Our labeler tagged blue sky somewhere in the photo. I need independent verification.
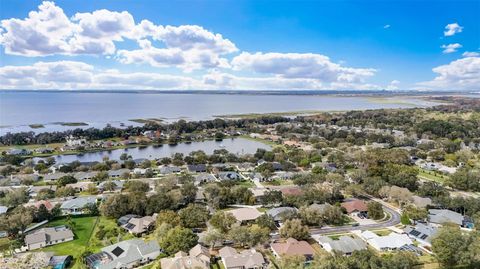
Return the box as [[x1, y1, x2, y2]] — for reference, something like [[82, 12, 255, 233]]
[[0, 0, 479, 91]]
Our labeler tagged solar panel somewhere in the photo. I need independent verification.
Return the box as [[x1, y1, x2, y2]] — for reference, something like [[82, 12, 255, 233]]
[[420, 234, 428, 240], [410, 230, 421, 237], [125, 223, 136, 229], [112, 246, 124, 257]]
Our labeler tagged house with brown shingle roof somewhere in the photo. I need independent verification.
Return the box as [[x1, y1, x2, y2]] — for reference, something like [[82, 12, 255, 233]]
[[160, 244, 211, 269], [122, 215, 156, 235], [341, 199, 368, 214], [270, 238, 315, 262], [218, 246, 267, 269], [227, 207, 263, 223]]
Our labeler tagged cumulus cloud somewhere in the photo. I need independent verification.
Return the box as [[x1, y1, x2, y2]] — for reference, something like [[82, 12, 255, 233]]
[[231, 52, 376, 84], [463, 51, 480, 57], [0, 61, 196, 90], [418, 56, 480, 91], [386, 80, 400, 90], [0, 1, 237, 71], [444, 23, 463, 37], [441, 43, 462, 54]]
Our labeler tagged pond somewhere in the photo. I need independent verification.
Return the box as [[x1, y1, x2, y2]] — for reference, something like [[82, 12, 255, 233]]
[[35, 137, 271, 164]]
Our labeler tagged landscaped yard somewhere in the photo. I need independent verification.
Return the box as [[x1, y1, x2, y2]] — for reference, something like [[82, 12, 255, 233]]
[[418, 169, 448, 184], [37, 216, 98, 268], [89, 216, 134, 252]]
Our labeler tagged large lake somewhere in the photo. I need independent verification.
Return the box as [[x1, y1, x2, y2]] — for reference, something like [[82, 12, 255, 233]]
[[0, 91, 437, 134], [34, 137, 271, 164]]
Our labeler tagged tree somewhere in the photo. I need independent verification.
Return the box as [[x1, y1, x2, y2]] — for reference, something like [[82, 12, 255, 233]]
[[279, 219, 309, 240], [367, 201, 384, 220], [146, 193, 175, 215], [255, 214, 276, 231], [0, 207, 34, 237], [101, 194, 131, 218], [278, 255, 305, 269], [92, 171, 109, 181], [210, 211, 236, 233], [55, 186, 76, 197], [0, 188, 29, 207], [35, 204, 51, 222], [180, 182, 197, 204], [204, 229, 225, 249], [299, 206, 323, 226], [124, 180, 150, 193], [56, 175, 77, 187], [431, 226, 479, 268], [36, 188, 55, 200], [159, 226, 198, 254], [227, 225, 270, 247], [156, 210, 181, 227], [262, 190, 283, 206], [178, 204, 209, 228]]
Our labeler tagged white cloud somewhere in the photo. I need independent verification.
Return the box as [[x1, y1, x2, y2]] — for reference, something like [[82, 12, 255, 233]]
[[386, 80, 400, 90], [0, 1, 237, 71], [383, 24, 391, 29], [418, 56, 480, 91], [444, 23, 463, 37], [231, 52, 376, 84], [441, 43, 462, 54], [0, 61, 196, 90], [463, 51, 480, 57]]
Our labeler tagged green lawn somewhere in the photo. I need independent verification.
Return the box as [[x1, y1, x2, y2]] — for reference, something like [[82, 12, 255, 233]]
[[418, 170, 448, 184], [235, 180, 255, 188], [89, 216, 134, 252], [37, 216, 98, 268]]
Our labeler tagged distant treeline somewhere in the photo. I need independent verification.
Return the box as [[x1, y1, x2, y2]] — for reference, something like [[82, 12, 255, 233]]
[[0, 116, 289, 146]]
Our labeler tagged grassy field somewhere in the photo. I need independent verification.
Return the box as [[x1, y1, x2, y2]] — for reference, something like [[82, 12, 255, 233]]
[[37, 216, 98, 269], [261, 179, 294, 186], [418, 170, 448, 184], [235, 180, 256, 188], [89, 216, 134, 252]]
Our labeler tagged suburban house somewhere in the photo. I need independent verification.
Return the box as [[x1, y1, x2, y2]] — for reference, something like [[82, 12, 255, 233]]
[[24, 226, 74, 250], [108, 169, 130, 178], [85, 239, 161, 269], [227, 207, 263, 223], [31, 200, 55, 211], [29, 185, 57, 198], [60, 196, 97, 215], [160, 244, 211, 269], [187, 164, 207, 173], [66, 181, 92, 192], [428, 209, 464, 226], [218, 246, 267, 269], [314, 235, 366, 255], [404, 223, 439, 247], [360, 231, 413, 251], [279, 186, 304, 197], [194, 174, 216, 185], [341, 199, 368, 215], [217, 171, 241, 181], [98, 180, 124, 193], [308, 203, 333, 214], [412, 196, 433, 209], [122, 215, 156, 235], [43, 172, 68, 182], [159, 166, 181, 175], [270, 238, 315, 262], [74, 171, 99, 181], [0, 206, 7, 215], [118, 215, 141, 226], [266, 207, 298, 222]]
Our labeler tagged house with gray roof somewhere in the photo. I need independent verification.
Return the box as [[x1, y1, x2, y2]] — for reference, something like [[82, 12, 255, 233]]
[[60, 196, 97, 215], [219, 246, 267, 269], [24, 225, 74, 250], [74, 171, 99, 181], [98, 180, 124, 193], [159, 166, 181, 175], [314, 235, 366, 255], [44, 172, 69, 181], [187, 164, 207, 173], [108, 169, 130, 178], [428, 209, 464, 226], [0, 206, 8, 215], [217, 172, 241, 181], [194, 174, 216, 185], [267, 207, 298, 222], [122, 215, 156, 235], [404, 223, 439, 247], [85, 239, 161, 269]]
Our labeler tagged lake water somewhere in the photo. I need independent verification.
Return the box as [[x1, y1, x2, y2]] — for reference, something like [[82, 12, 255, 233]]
[[0, 91, 437, 134], [34, 137, 271, 163]]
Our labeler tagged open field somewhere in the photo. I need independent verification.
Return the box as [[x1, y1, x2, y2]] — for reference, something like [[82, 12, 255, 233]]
[[418, 169, 448, 184]]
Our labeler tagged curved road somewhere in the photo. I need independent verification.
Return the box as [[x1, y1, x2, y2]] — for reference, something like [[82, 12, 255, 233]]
[[309, 205, 401, 235]]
